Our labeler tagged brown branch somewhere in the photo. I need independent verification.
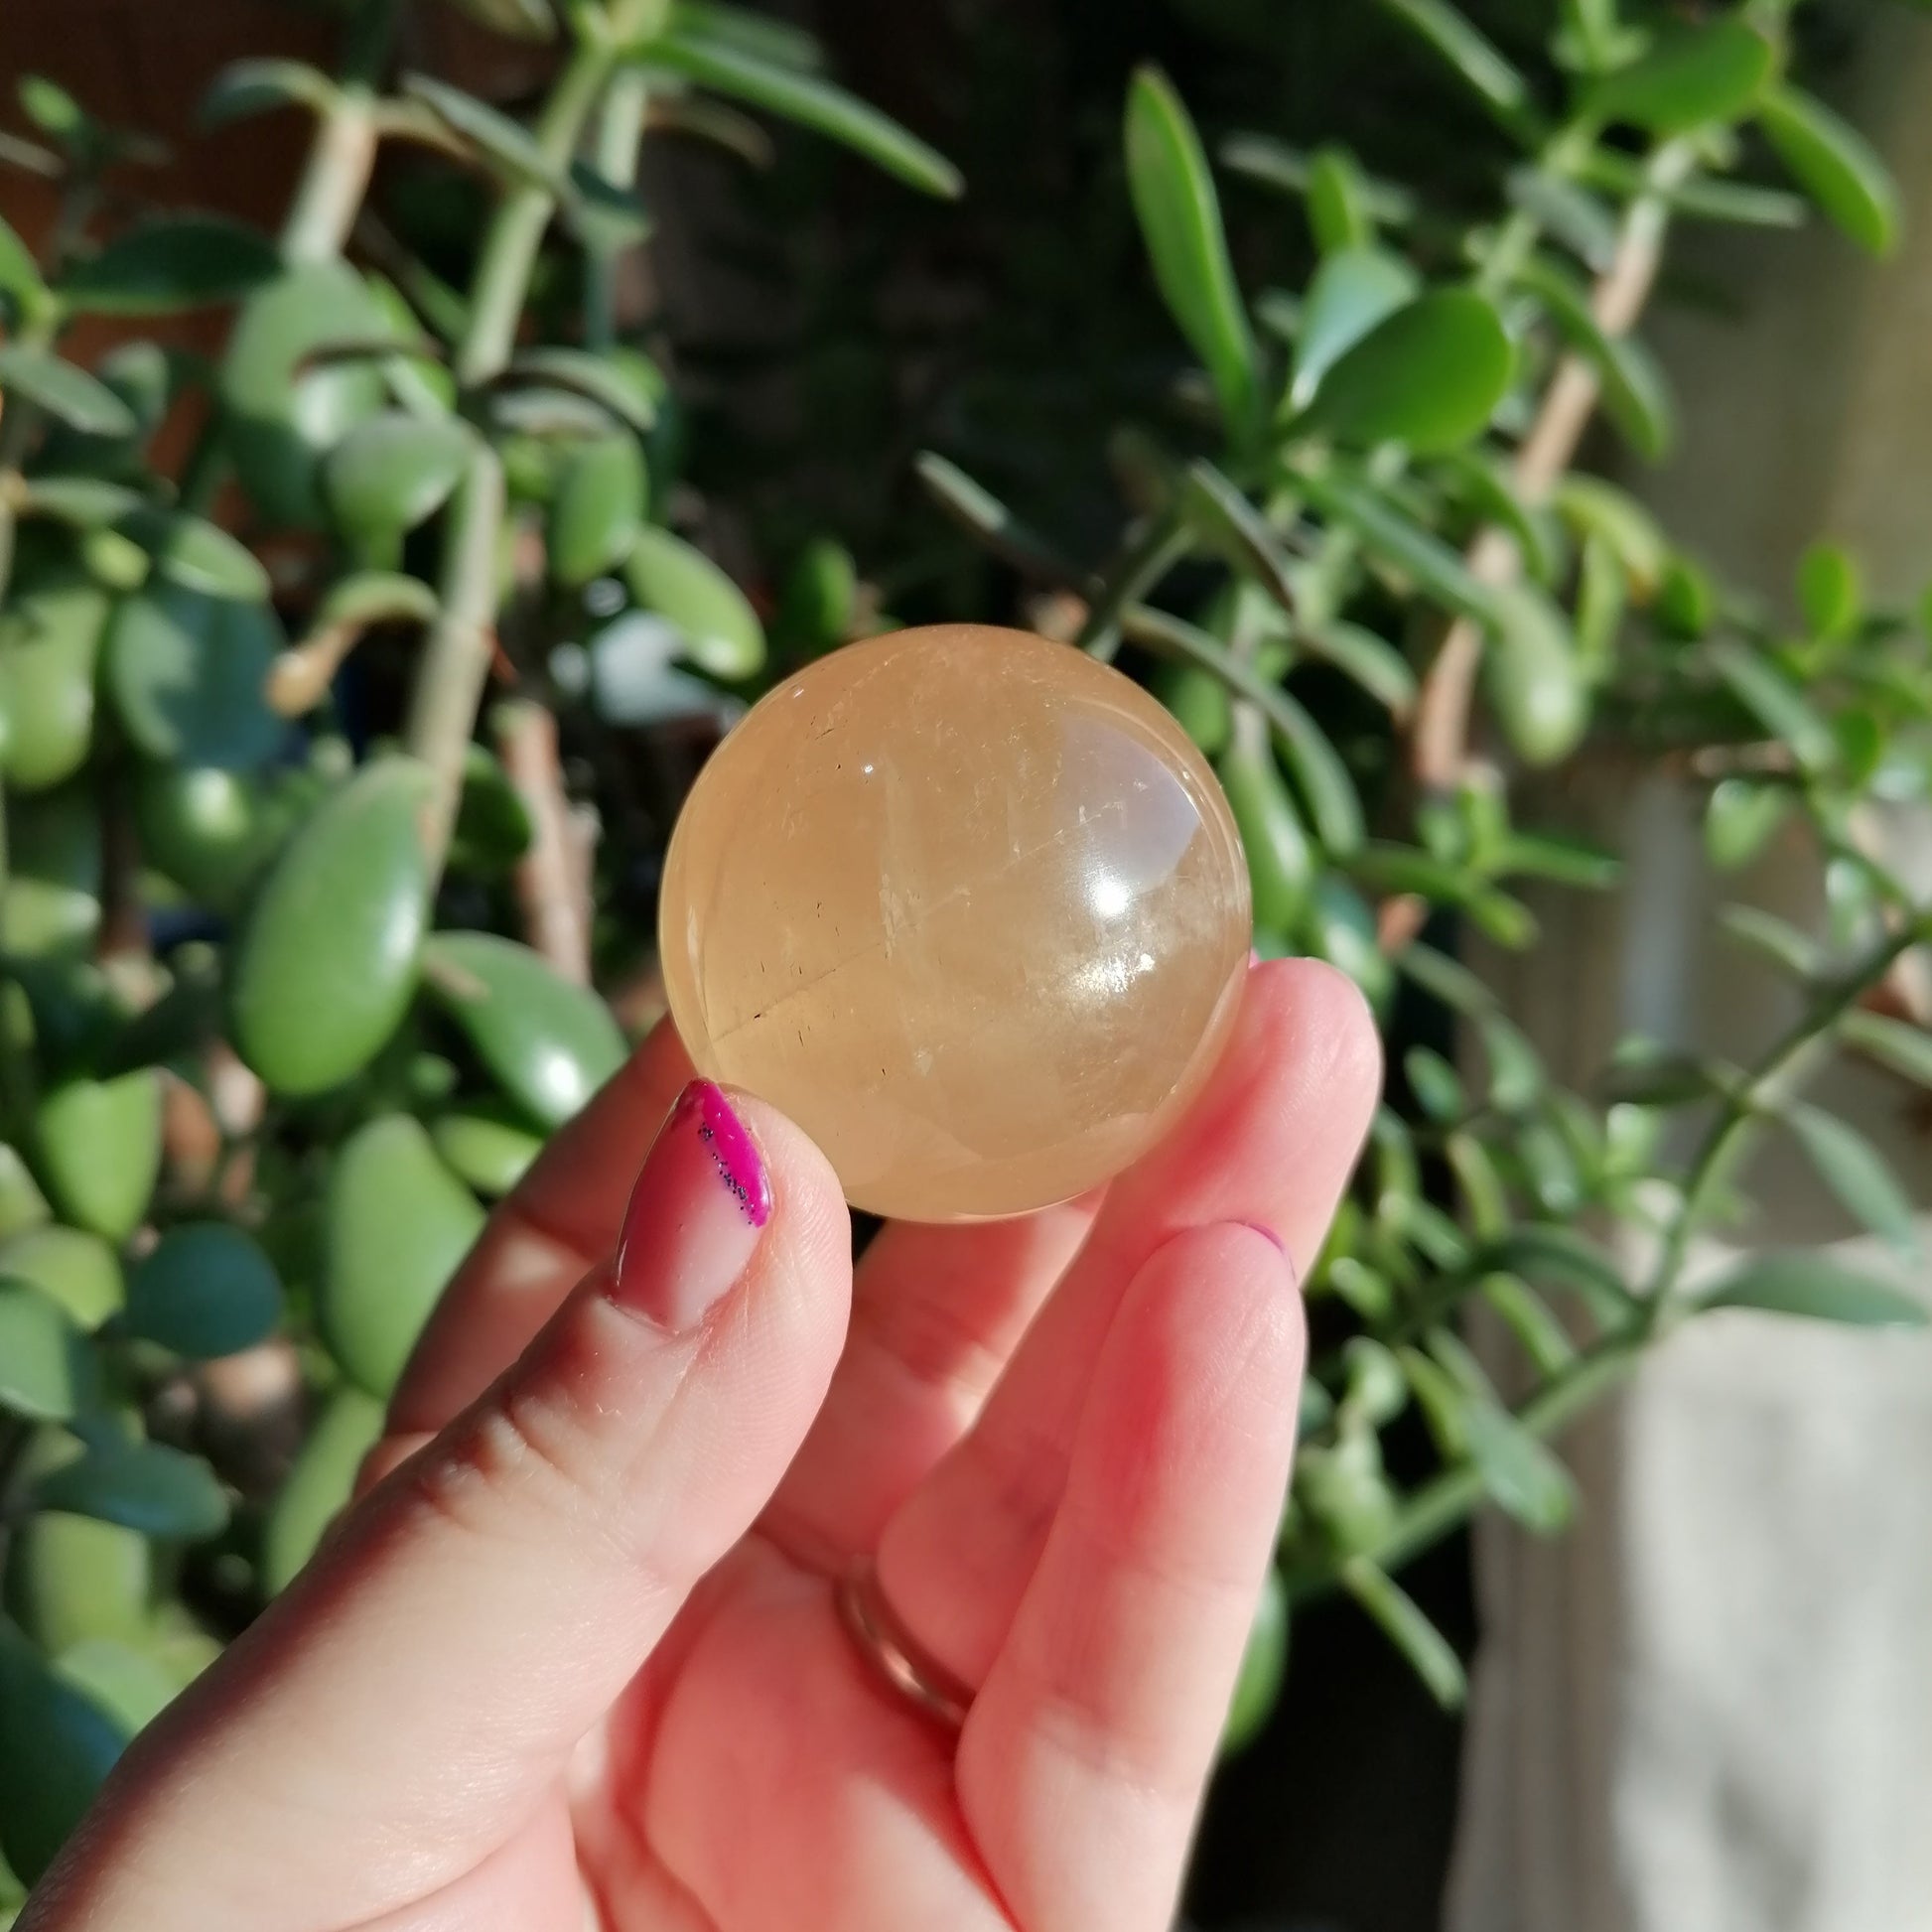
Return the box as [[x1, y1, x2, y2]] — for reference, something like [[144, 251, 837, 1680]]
[[494, 698, 593, 985], [1410, 145, 1693, 792]]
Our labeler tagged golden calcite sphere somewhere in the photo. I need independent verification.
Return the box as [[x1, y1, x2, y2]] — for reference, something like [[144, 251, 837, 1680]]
[[658, 624, 1251, 1220]]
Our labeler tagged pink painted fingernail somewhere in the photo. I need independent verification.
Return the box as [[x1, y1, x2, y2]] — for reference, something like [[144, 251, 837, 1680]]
[[613, 1080, 770, 1330]]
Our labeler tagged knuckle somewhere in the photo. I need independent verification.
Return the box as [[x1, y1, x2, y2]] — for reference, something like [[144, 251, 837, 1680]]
[[406, 1377, 619, 1561]]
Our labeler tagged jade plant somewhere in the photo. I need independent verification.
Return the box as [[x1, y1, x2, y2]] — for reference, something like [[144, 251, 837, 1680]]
[[0, 0, 1925, 1906], [911, 1, 1931, 1727]]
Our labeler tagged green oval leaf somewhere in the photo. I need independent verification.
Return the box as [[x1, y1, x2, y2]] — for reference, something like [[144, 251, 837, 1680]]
[[230, 759, 436, 1096], [1696, 1252, 1926, 1327], [504, 346, 661, 433], [624, 524, 765, 678], [773, 537, 858, 656], [32, 1440, 229, 1541], [424, 931, 626, 1129], [549, 434, 648, 588], [263, 1385, 385, 1593], [1154, 662, 1232, 757], [133, 764, 275, 908], [433, 1103, 544, 1197], [0, 576, 108, 793], [402, 73, 560, 190], [1554, 476, 1669, 595], [6, 1509, 149, 1654], [1704, 776, 1792, 871], [105, 584, 284, 770], [124, 1223, 283, 1359], [1290, 245, 1419, 412], [1841, 1010, 1932, 1090], [439, 0, 556, 40], [1306, 145, 1373, 254], [52, 1637, 180, 1736], [1178, 460, 1298, 611], [117, 506, 271, 603], [0, 345, 136, 437], [199, 57, 339, 127], [0, 1619, 126, 1885], [1483, 583, 1587, 763], [0, 1146, 51, 1241], [1515, 256, 1673, 461], [1759, 84, 1898, 257], [59, 214, 279, 316], [1795, 539, 1860, 638], [1377, 0, 1532, 131], [323, 409, 474, 545], [0, 1225, 120, 1331], [914, 451, 1080, 585], [1299, 288, 1513, 455], [33, 1072, 161, 1244], [1219, 741, 1312, 932], [1709, 639, 1835, 771], [16, 477, 143, 531], [1783, 1103, 1919, 1255], [0, 1280, 88, 1421], [316, 570, 442, 632], [1586, 17, 1776, 135], [0, 210, 48, 310], [1462, 1397, 1575, 1532], [641, 25, 962, 199], [1340, 1556, 1466, 1710], [1124, 66, 1259, 437], [219, 261, 391, 528], [323, 1114, 484, 1398]]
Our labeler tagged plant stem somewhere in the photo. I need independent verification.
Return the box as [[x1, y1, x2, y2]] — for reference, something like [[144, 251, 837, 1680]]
[[1351, 1331, 1643, 1583], [407, 35, 621, 872], [1410, 137, 1696, 790], [404, 447, 506, 862], [1078, 508, 1190, 662], [0, 314, 56, 606], [455, 42, 618, 388], [495, 698, 594, 982], [278, 0, 398, 264], [585, 68, 649, 353], [1303, 921, 1927, 1596], [1637, 920, 1924, 1321]]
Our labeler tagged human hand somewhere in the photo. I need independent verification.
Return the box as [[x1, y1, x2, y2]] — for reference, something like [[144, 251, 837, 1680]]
[[24, 959, 1378, 1932]]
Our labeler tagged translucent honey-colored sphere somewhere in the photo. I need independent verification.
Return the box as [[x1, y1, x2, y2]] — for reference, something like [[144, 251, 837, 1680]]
[[658, 624, 1251, 1220]]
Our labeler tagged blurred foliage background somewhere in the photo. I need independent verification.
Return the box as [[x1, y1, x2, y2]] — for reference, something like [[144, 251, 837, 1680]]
[[1, 0, 1930, 1924]]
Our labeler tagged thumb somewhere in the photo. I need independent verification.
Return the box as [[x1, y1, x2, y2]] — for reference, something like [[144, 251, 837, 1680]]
[[56, 1082, 851, 1932]]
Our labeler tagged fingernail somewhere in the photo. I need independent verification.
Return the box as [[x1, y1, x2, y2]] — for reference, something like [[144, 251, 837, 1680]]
[[613, 1080, 771, 1330], [1248, 946, 1262, 968]]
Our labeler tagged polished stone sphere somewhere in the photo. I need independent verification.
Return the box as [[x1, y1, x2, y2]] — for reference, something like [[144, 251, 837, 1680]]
[[658, 624, 1251, 1220]]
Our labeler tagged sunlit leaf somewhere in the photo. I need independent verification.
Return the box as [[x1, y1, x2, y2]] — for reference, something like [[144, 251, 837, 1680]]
[[1340, 1557, 1466, 1709], [0, 346, 136, 437], [1587, 17, 1776, 135], [1759, 83, 1898, 257], [1696, 1252, 1925, 1327], [59, 215, 279, 316], [1124, 66, 1259, 436], [1784, 1103, 1919, 1254], [1298, 288, 1513, 455], [1290, 246, 1418, 411], [642, 24, 961, 199]]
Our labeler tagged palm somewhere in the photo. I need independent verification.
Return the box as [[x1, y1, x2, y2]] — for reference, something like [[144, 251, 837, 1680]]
[[572, 1537, 993, 1931]]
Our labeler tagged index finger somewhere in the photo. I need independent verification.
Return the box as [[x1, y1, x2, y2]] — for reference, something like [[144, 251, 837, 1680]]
[[386, 1017, 694, 1436]]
